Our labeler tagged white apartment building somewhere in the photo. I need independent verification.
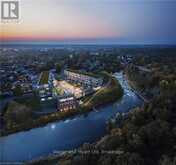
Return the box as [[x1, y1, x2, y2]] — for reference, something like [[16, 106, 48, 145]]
[[64, 70, 103, 87]]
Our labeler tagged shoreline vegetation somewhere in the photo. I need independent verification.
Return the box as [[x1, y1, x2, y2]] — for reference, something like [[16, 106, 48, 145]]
[[39, 71, 49, 85], [125, 73, 149, 103], [1, 72, 123, 137]]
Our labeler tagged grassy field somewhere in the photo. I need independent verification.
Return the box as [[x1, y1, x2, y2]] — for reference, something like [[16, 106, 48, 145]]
[[39, 71, 49, 85]]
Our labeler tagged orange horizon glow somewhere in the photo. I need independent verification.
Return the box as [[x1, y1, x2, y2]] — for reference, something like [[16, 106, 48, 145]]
[[1, 32, 120, 42], [1, 0, 176, 44], [1, 27, 120, 41], [1, 20, 120, 42], [0, 0, 120, 42]]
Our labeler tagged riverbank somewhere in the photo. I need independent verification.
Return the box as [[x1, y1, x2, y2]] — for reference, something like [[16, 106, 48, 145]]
[[125, 72, 149, 102], [1, 73, 123, 137]]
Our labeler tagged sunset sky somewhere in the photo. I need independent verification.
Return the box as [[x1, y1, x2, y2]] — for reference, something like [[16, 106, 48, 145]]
[[1, 0, 176, 44]]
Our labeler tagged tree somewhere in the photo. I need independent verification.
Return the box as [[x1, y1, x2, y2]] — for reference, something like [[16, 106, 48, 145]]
[[4, 101, 32, 127], [115, 153, 144, 165], [159, 80, 169, 91], [56, 63, 62, 74], [13, 85, 23, 96], [159, 155, 176, 165]]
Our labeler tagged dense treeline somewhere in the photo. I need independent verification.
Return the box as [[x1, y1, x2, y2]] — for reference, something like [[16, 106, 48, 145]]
[[126, 64, 157, 99], [126, 53, 176, 99]]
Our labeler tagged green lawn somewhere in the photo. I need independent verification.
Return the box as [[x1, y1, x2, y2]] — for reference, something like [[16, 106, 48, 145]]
[[39, 71, 49, 85]]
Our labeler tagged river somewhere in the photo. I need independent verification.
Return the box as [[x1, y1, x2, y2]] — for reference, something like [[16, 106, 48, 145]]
[[0, 72, 143, 163]]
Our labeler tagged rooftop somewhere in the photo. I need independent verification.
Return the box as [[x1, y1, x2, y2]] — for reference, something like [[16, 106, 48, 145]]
[[65, 69, 101, 79], [59, 97, 74, 103]]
